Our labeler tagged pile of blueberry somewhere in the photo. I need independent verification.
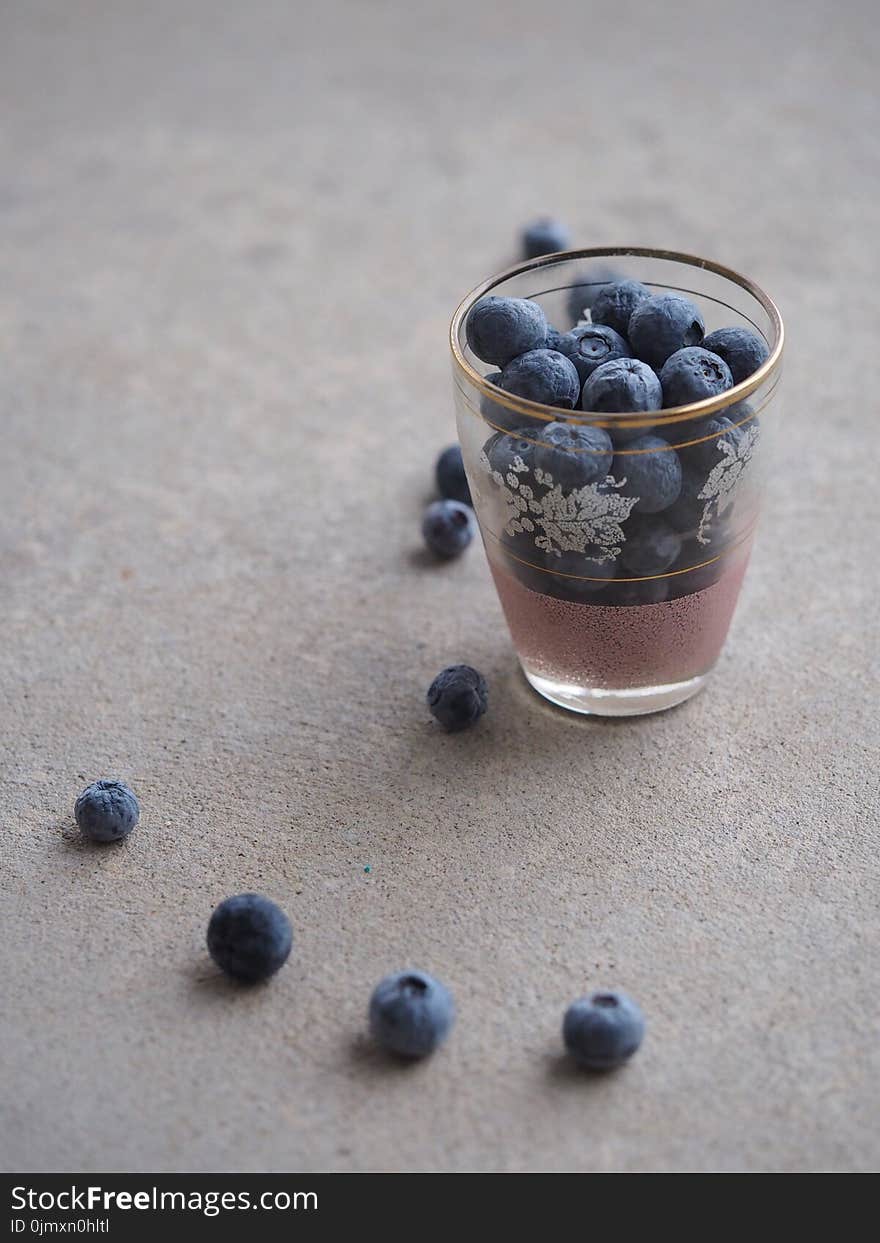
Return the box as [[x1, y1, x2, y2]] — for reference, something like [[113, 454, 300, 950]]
[[72, 778, 644, 1070], [466, 279, 767, 605], [466, 284, 765, 407]]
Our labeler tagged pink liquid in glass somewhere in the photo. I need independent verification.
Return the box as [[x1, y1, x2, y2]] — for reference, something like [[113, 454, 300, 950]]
[[489, 545, 751, 690]]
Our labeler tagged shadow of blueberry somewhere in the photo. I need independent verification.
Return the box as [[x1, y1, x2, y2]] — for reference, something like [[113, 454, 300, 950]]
[[54, 818, 131, 853], [185, 956, 275, 1000], [543, 1051, 622, 1086], [347, 1031, 426, 1076], [407, 546, 458, 572]]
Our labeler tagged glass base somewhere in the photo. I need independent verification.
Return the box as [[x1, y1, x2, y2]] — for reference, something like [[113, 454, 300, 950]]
[[521, 664, 712, 717]]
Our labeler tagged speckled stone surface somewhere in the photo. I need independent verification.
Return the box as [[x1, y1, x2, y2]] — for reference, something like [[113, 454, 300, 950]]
[[1, 0, 878, 1173]]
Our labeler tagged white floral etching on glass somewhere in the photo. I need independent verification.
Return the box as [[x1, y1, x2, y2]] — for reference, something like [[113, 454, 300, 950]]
[[696, 422, 759, 544], [479, 418, 758, 559], [479, 451, 637, 563]]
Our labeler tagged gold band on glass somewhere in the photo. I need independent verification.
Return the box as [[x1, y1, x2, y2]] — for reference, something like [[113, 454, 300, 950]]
[[463, 376, 777, 454], [483, 522, 756, 584]]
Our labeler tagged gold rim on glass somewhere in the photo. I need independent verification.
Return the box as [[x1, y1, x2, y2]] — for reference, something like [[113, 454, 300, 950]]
[[449, 246, 784, 428]]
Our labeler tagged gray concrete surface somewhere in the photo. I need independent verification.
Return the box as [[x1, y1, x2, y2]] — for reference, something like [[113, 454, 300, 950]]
[[1, 0, 878, 1173]]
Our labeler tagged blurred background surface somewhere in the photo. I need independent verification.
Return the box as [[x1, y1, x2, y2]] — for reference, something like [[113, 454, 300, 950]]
[[1, 0, 877, 1172]]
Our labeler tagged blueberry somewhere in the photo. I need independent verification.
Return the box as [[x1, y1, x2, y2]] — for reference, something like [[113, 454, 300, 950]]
[[435, 444, 471, 505], [628, 292, 705, 370], [667, 549, 724, 600], [612, 435, 682, 514], [611, 419, 654, 447], [581, 357, 662, 415], [74, 779, 139, 843], [545, 327, 567, 352], [556, 324, 632, 384], [665, 477, 730, 548], [673, 511, 730, 560], [465, 295, 549, 367], [207, 893, 293, 983], [479, 371, 514, 429], [607, 576, 670, 607], [369, 969, 455, 1058], [499, 349, 581, 409], [563, 990, 645, 1070], [703, 326, 769, 384], [677, 414, 741, 473], [590, 279, 651, 337], [734, 404, 761, 443], [482, 370, 565, 435], [497, 528, 547, 593], [619, 516, 682, 575], [566, 265, 620, 324], [427, 664, 488, 731], [534, 421, 613, 490], [660, 347, 733, 408], [663, 467, 708, 534], [422, 500, 475, 559], [540, 548, 616, 602], [499, 533, 616, 602], [521, 217, 572, 259], [483, 426, 538, 479]]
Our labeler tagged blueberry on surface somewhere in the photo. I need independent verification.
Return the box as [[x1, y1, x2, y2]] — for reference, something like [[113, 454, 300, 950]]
[[556, 324, 632, 384], [660, 347, 733, 408], [703, 326, 769, 384], [521, 217, 572, 259], [499, 349, 581, 409], [566, 265, 621, 323], [677, 414, 741, 473], [369, 969, 455, 1058], [465, 295, 549, 367], [427, 664, 488, 732], [422, 500, 475, 559], [563, 991, 645, 1070], [435, 444, 471, 505], [619, 516, 682, 575], [207, 893, 293, 983], [628, 292, 705, 370], [590, 279, 651, 337], [581, 357, 662, 415], [612, 435, 682, 514], [534, 421, 614, 490], [74, 779, 140, 843]]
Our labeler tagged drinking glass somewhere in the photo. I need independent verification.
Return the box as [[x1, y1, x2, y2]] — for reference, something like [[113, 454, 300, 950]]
[[450, 248, 784, 716]]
